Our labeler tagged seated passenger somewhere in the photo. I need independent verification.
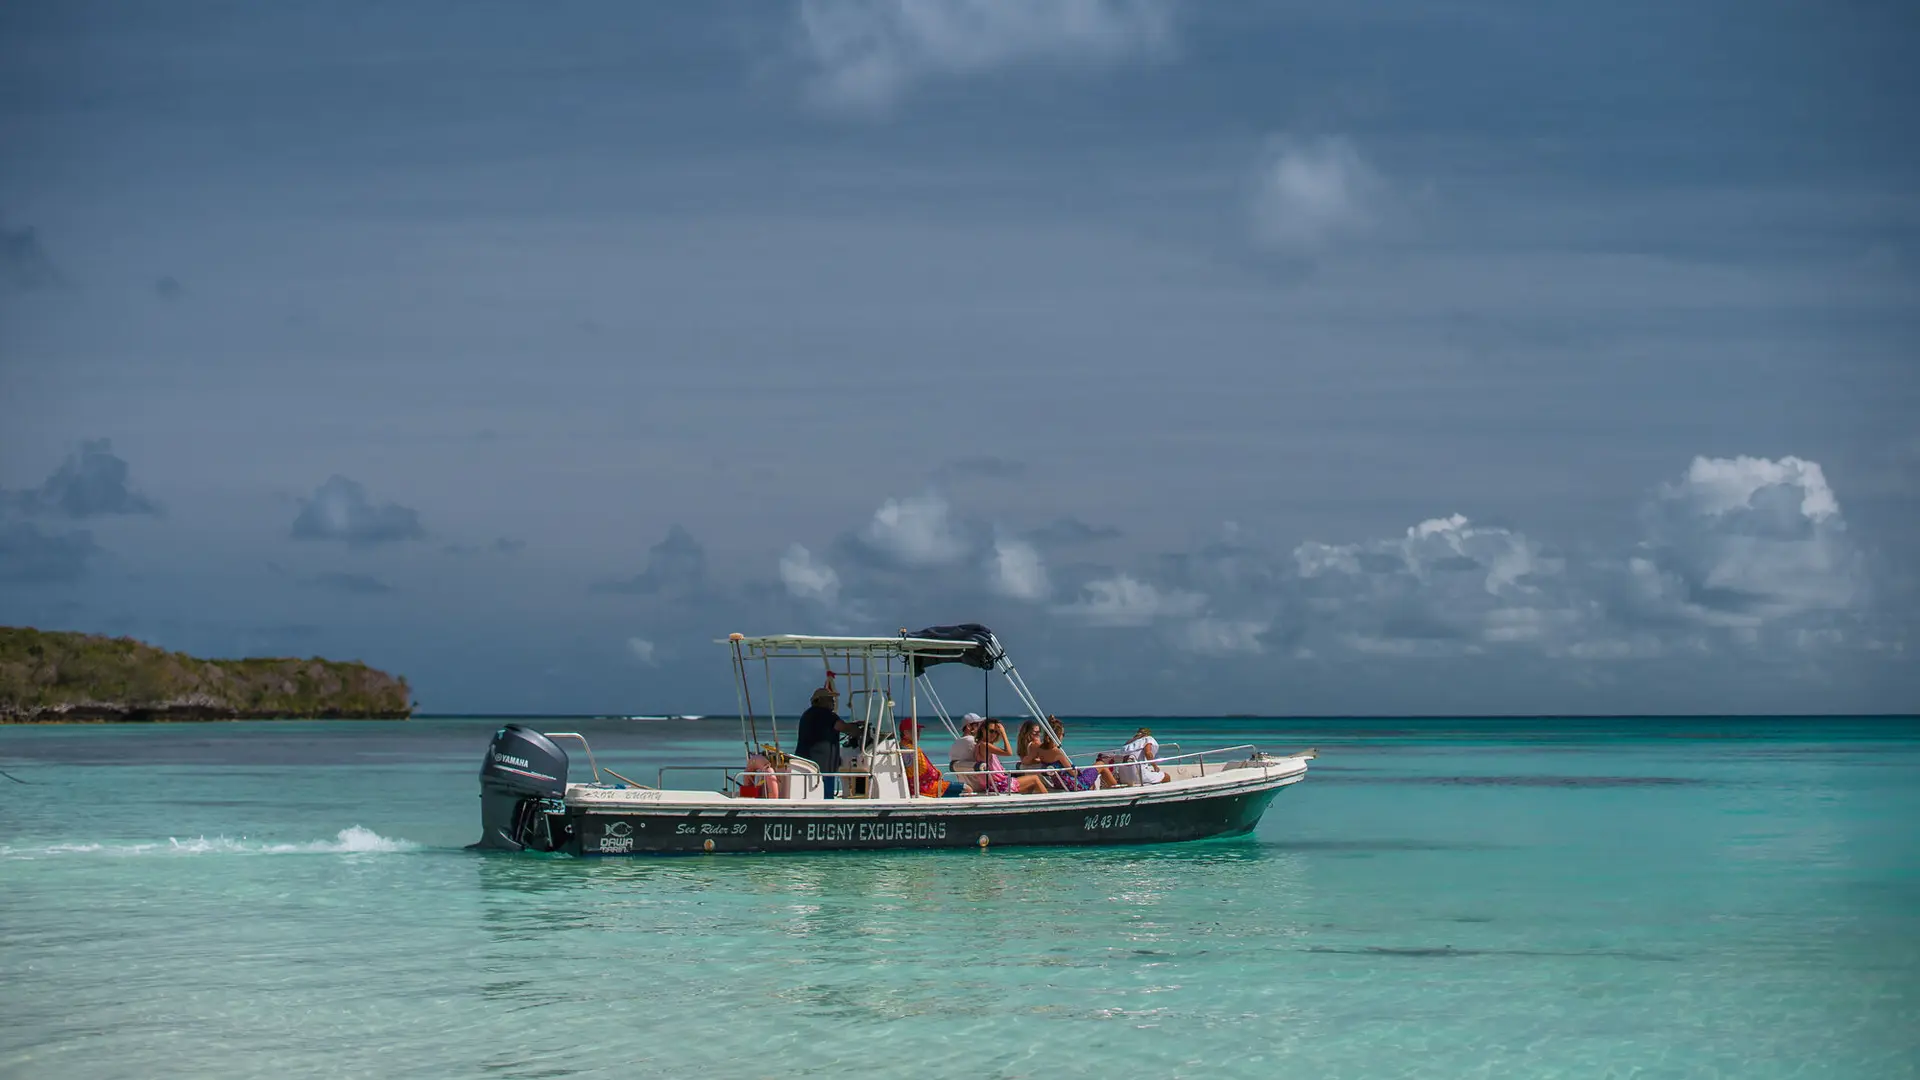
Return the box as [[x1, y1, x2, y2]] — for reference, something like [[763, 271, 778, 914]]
[[1118, 727, 1170, 785], [974, 719, 1021, 794], [1016, 719, 1080, 792], [948, 714, 984, 793], [1042, 716, 1117, 790], [897, 719, 966, 797]]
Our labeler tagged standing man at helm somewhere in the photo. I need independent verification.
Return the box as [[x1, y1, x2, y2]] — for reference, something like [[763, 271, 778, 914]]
[[795, 686, 852, 798]]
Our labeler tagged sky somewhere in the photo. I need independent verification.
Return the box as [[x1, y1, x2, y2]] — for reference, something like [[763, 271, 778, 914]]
[[1, 0, 1916, 716]]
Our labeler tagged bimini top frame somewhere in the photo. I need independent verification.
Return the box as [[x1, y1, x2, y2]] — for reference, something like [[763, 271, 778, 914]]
[[720, 624, 1058, 765], [732, 634, 984, 660]]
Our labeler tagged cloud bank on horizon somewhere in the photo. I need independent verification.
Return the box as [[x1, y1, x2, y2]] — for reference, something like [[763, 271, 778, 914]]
[[0, 1, 1913, 714], [761, 454, 1888, 666]]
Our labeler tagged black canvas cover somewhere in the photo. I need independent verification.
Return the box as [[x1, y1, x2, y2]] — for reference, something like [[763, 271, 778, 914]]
[[906, 623, 1002, 675]]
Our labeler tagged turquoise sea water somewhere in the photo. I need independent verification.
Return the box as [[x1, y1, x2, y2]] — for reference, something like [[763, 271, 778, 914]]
[[2, 716, 1916, 1079]]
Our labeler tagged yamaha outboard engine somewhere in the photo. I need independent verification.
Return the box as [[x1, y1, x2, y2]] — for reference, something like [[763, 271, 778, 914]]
[[476, 725, 572, 852]]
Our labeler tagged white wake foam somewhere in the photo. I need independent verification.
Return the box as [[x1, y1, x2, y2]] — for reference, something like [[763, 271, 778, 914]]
[[2, 826, 418, 859]]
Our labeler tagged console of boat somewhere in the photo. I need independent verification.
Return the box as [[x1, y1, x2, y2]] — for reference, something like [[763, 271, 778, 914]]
[[474, 624, 1313, 855]]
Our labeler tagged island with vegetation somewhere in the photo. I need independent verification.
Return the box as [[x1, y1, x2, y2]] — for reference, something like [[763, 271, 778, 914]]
[[0, 627, 412, 723]]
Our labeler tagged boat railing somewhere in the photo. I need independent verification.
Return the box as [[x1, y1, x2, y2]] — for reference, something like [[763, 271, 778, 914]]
[[654, 764, 732, 789], [944, 743, 1267, 789], [1122, 743, 1265, 772], [655, 763, 885, 791], [593, 743, 1294, 796], [543, 732, 603, 784]]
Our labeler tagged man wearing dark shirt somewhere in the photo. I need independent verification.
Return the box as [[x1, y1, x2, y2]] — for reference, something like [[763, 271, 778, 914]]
[[795, 686, 850, 798]]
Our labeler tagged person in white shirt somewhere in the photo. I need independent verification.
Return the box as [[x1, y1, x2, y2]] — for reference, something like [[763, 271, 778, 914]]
[[1118, 727, 1169, 785], [948, 713, 984, 792]]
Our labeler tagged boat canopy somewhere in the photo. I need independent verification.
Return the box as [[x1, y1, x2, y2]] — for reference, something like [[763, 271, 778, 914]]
[[728, 633, 982, 658], [903, 623, 1003, 675], [722, 623, 1048, 756]]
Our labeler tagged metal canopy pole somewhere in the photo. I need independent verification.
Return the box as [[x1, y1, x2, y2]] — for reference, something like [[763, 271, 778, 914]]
[[1001, 664, 1052, 741], [860, 648, 877, 762], [764, 651, 779, 753], [916, 674, 958, 739], [985, 630, 1058, 750], [730, 635, 759, 753]]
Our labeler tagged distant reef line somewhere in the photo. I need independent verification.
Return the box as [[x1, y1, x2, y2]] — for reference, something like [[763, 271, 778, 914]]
[[0, 626, 411, 724]]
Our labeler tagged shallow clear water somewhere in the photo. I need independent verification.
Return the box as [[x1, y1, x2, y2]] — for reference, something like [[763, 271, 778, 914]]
[[3, 717, 1916, 1079]]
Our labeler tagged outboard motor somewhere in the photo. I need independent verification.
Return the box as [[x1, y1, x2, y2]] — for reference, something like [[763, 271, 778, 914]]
[[476, 725, 572, 852]]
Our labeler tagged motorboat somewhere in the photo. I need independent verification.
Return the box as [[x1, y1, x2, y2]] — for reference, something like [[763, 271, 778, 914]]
[[474, 624, 1312, 855]]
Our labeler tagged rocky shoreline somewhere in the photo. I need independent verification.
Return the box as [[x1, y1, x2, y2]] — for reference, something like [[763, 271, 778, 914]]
[[3, 703, 414, 723]]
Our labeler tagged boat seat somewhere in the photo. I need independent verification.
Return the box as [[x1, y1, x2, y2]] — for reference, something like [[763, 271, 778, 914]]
[[1160, 763, 1207, 781], [853, 739, 912, 800], [780, 755, 825, 800]]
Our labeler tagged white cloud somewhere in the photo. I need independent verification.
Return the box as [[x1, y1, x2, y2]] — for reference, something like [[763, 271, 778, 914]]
[[779, 543, 841, 604], [1634, 454, 1861, 623], [987, 535, 1049, 600], [1057, 573, 1204, 627], [626, 637, 657, 665], [1175, 617, 1268, 656], [1660, 455, 1839, 520], [1279, 454, 1869, 661], [1249, 135, 1380, 256], [1557, 635, 1677, 662], [864, 491, 969, 566], [1617, 555, 1760, 629], [1291, 511, 1597, 654], [797, 0, 1174, 116], [1292, 539, 1361, 577], [1297, 512, 1560, 598], [289, 475, 424, 547], [1341, 633, 1480, 658]]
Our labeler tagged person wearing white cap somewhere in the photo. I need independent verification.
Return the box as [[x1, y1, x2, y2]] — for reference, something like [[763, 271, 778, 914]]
[[948, 713, 985, 793]]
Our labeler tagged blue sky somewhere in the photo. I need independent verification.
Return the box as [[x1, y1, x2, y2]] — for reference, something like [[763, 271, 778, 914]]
[[2, 1, 1915, 715]]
